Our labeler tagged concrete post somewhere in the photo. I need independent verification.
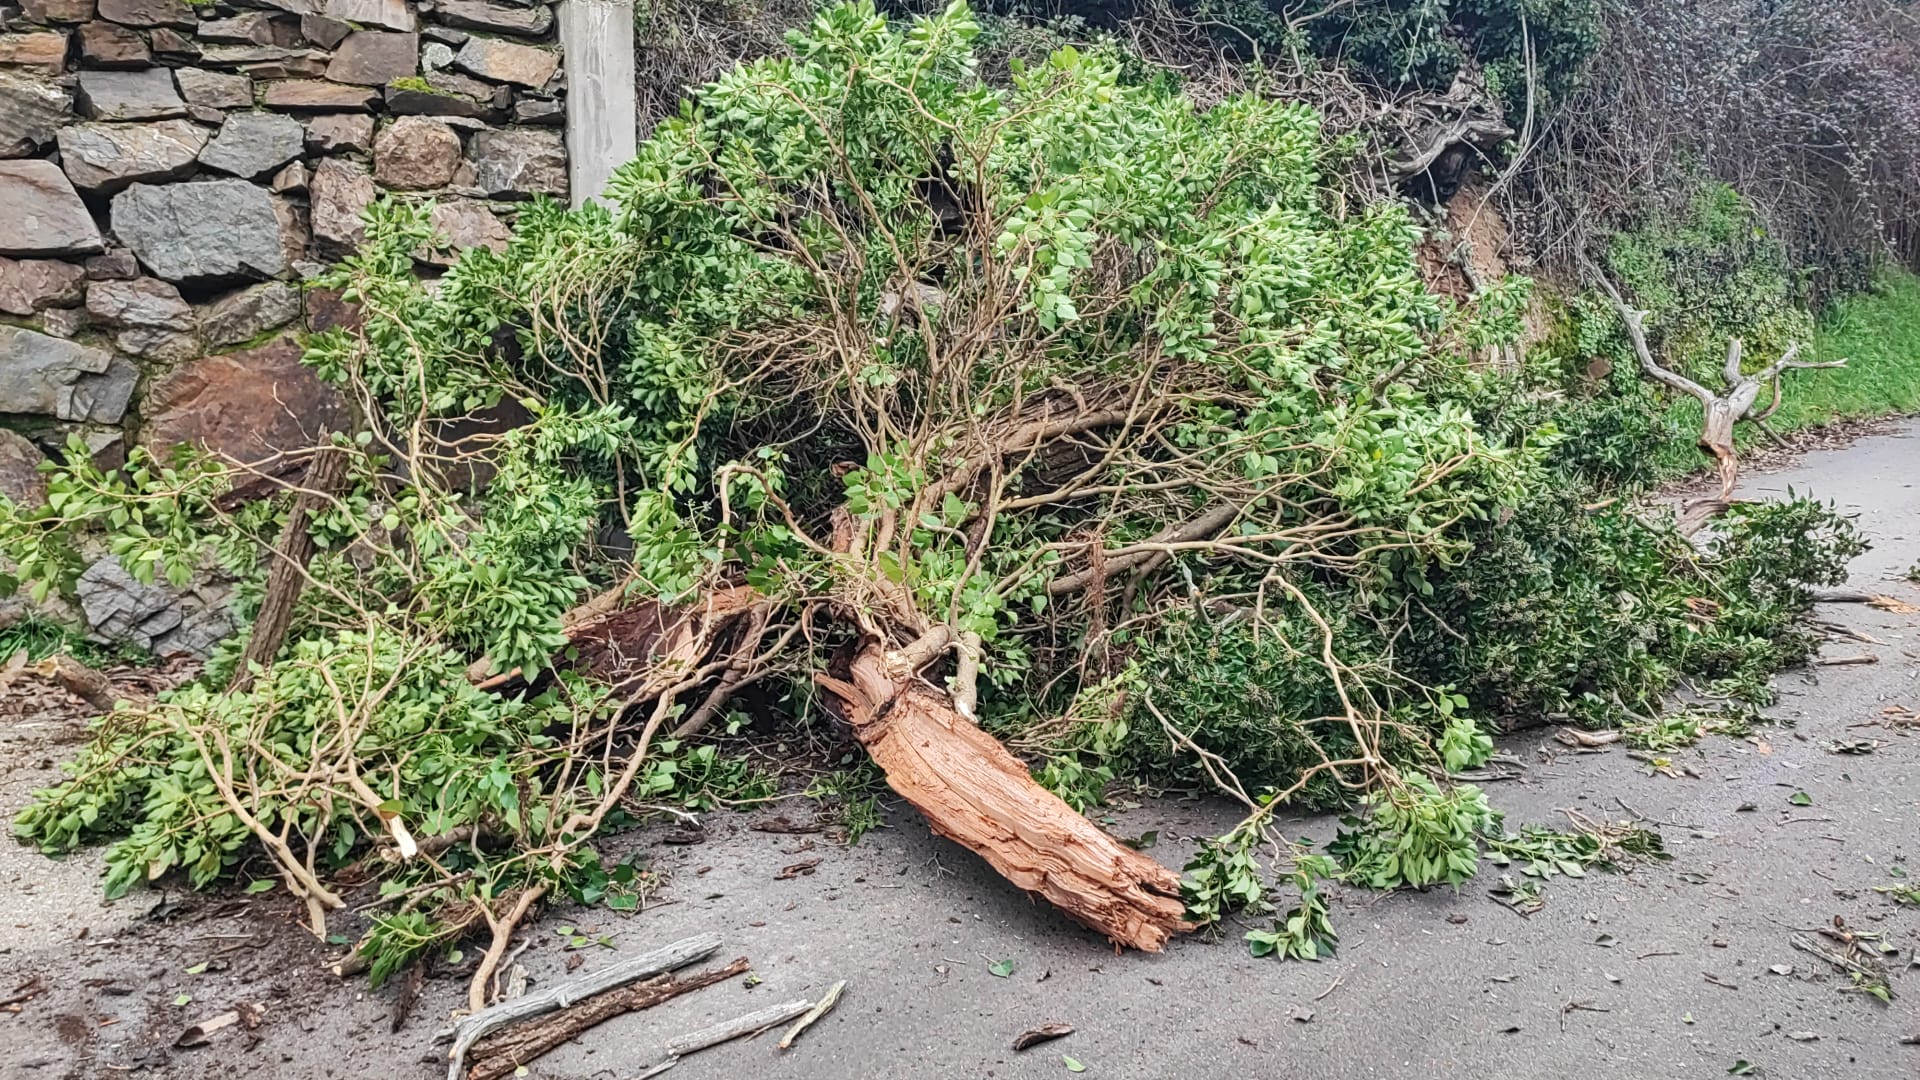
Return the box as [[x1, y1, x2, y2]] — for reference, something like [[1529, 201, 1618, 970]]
[[557, 0, 637, 208]]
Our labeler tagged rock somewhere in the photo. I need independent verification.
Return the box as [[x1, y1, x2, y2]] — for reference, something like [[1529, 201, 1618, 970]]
[[111, 180, 288, 283], [422, 41, 454, 71], [56, 118, 209, 192], [174, 67, 252, 109], [261, 78, 379, 110], [384, 82, 494, 121], [434, 0, 552, 37], [0, 429, 49, 507], [197, 12, 278, 44], [452, 38, 556, 89], [303, 282, 359, 332], [96, 0, 195, 28], [511, 95, 563, 126], [325, 29, 416, 86], [75, 20, 151, 67], [147, 26, 199, 59], [299, 13, 352, 49], [0, 161, 103, 256], [0, 324, 135, 422], [372, 114, 461, 190], [0, 31, 71, 72], [304, 111, 372, 154], [468, 127, 565, 200], [115, 325, 198, 360], [308, 157, 375, 256], [0, 257, 88, 315], [418, 198, 508, 266], [421, 25, 469, 47], [20, 0, 97, 22], [269, 158, 307, 193], [196, 110, 304, 177], [75, 68, 186, 121], [84, 249, 137, 279], [271, 193, 308, 270], [141, 332, 349, 468], [86, 275, 195, 330], [198, 280, 299, 345], [323, 0, 413, 33], [75, 556, 234, 657], [0, 71, 71, 157], [40, 305, 88, 336]]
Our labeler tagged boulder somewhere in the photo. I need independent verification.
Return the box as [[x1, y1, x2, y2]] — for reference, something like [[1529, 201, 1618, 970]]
[[40, 305, 89, 337], [322, 0, 413, 32], [0, 429, 48, 507], [373, 114, 461, 190], [422, 41, 454, 71], [419, 199, 509, 266], [304, 111, 373, 154], [147, 26, 199, 60], [468, 127, 565, 200], [196, 13, 282, 44], [20, 0, 97, 21], [174, 67, 252, 110], [0, 257, 88, 315], [0, 324, 136, 422], [512, 95, 563, 126], [75, 68, 186, 121], [111, 180, 288, 283], [269, 158, 307, 193], [0, 71, 71, 157], [384, 82, 495, 121], [433, 0, 552, 37], [197, 110, 304, 177], [452, 37, 556, 89], [75, 556, 234, 657], [198, 280, 300, 346], [85, 275, 195, 330], [84, 249, 137, 279], [324, 29, 416, 85], [75, 20, 149, 67], [57, 118, 209, 192], [261, 78, 379, 110], [141, 332, 349, 468], [299, 13, 352, 49], [95, 0, 195, 27], [0, 31, 70, 72], [308, 156, 376, 256], [0, 161, 103, 256]]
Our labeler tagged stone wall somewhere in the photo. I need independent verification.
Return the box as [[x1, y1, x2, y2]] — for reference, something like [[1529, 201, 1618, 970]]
[[0, 0, 573, 649]]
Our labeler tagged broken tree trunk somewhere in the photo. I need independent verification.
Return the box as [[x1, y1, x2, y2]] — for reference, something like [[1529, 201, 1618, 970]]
[[817, 646, 1193, 951], [1585, 263, 1843, 503], [231, 444, 350, 693]]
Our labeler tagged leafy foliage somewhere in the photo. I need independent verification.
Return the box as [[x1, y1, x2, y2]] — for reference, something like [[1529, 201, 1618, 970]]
[[1328, 774, 1498, 889]]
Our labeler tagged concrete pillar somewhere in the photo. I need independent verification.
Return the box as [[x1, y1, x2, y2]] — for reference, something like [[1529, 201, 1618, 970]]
[[557, 0, 637, 208]]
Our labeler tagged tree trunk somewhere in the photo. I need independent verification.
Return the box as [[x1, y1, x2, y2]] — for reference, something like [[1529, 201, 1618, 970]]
[[231, 445, 350, 693], [818, 646, 1193, 951]]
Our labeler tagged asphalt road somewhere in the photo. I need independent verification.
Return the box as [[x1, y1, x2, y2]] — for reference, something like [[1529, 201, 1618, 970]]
[[2, 419, 1916, 1080]]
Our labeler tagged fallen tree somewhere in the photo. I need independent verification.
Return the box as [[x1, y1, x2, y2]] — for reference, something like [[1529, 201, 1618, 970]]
[[5, 0, 1867, 999]]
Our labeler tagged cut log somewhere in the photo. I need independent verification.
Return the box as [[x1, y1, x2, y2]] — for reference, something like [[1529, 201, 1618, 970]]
[[231, 444, 350, 694], [817, 646, 1192, 952]]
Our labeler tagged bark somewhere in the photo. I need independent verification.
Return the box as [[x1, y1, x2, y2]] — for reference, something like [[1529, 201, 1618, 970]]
[[467, 959, 749, 1080], [231, 445, 350, 694], [816, 646, 1193, 952]]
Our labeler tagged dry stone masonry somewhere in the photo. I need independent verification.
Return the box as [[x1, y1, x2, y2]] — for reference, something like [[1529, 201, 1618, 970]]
[[0, 0, 580, 653]]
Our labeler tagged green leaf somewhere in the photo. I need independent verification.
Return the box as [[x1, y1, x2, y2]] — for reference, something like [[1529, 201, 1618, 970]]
[[1728, 1061, 1754, 1075], [1063, 1056, 1086, 1072], [173, 993, 192, 1006], [185, 962, 208, 975], [245, 879, 277, 894], [1787, 791, 1812, 807], [988, 958, 1014, 978]]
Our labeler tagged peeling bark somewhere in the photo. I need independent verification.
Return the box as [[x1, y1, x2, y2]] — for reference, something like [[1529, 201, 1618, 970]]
[[817, 646, 1193, 952]]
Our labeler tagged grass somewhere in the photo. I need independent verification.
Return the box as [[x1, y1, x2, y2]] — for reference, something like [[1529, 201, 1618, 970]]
[[1769, 269, 1920, 432]]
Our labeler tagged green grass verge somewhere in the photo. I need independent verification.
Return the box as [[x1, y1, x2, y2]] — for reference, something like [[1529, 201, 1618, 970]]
[[1770, 270, 1920, 432]]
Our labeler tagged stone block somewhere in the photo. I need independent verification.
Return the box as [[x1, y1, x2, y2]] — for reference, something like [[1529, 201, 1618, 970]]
[[111, 179, 288, 283], [75, 68, 186, 121], [0, 257, 88, 315], [57, 118, 208, 191], [0, 160, 103, 256], [197, 110, 305, 177]]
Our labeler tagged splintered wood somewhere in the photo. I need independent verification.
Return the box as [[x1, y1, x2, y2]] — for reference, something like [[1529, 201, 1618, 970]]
[[819, 648, 1193, 951]]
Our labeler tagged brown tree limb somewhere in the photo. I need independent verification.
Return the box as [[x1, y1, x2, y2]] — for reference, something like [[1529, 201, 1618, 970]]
[[815, 646, 1192, 951], [467, 958, 750, 1080], [231, 444, 350, 694]]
